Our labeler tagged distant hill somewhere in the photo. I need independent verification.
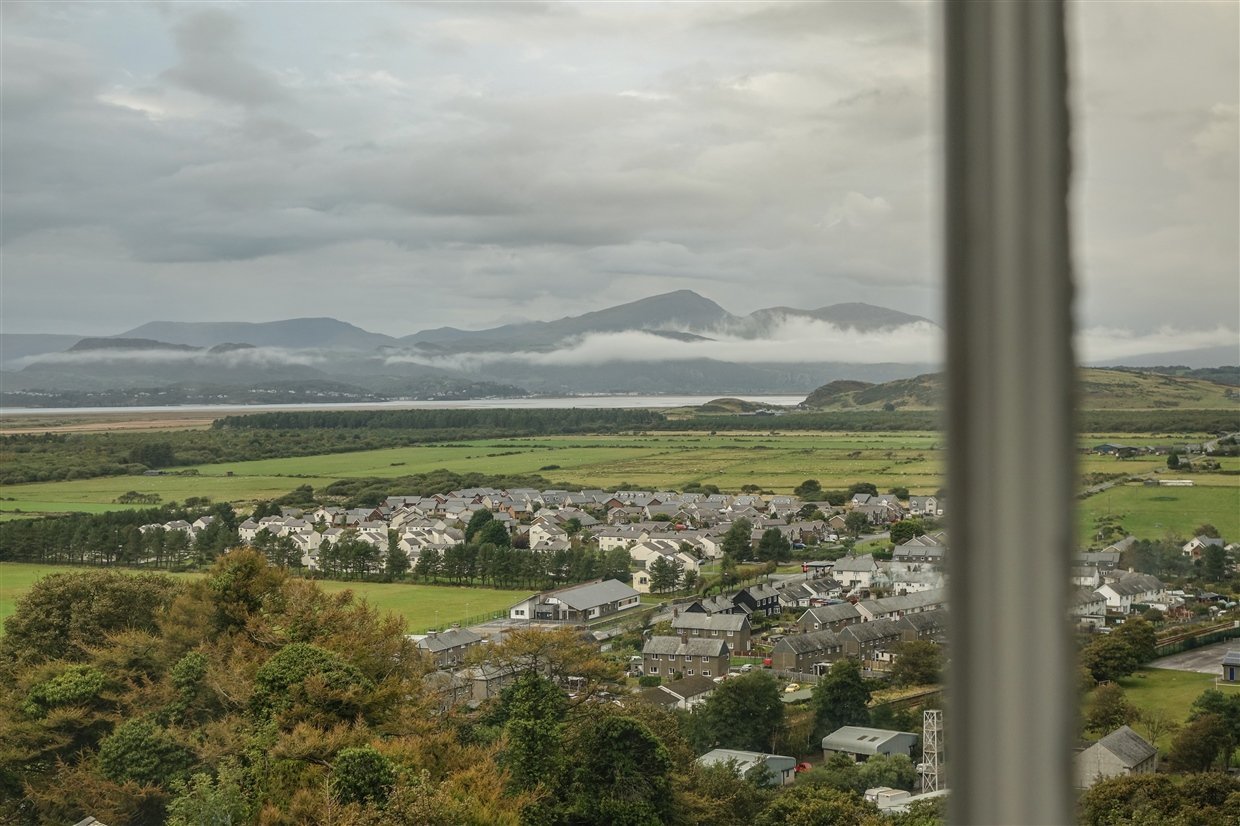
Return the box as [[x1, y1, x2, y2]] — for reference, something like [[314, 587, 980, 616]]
[[0, 334, 84, 369], [401, 290, 735, 352], [801, 368, 1240, 410], [69, 337, 199, 352], [742, 302, 934, 335], [119, 318, 397, 350]]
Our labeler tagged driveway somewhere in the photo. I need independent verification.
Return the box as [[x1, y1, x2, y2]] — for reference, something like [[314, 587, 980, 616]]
[[1149, 639, 1240, 674]]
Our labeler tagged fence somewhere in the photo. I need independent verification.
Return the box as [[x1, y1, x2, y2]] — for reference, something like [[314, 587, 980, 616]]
[[1154, 621, 1240, 657]]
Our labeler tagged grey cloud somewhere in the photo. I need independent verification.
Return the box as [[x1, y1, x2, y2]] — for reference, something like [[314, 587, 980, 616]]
[[162, 9, 287, 107]]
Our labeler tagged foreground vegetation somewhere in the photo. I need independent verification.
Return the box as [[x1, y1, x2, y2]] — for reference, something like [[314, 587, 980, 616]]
[[0, 562, 527, 636], [1, 556, 952, 826]]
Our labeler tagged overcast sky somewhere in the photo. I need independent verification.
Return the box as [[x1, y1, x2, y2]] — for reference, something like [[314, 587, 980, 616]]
[[2, 1, 1236, 354]]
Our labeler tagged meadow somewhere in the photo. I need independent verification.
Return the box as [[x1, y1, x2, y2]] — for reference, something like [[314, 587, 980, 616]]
[[0, 562, 530, 634], [1082, 667, 1218, 752], [1077, 476, 1240, 546]]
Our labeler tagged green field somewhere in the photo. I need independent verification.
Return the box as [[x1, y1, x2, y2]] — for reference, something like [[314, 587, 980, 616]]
[[1077, 477, 1240, 545], [1083, 667, 1218, 752], [0, 562, 530, 635], [0, 432, 948, 517]]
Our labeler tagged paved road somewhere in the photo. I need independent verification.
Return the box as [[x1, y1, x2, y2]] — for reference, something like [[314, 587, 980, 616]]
[[1149, 639, 1239, 674]]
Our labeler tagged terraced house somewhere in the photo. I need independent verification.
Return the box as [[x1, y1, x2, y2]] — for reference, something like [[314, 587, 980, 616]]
[[641, 636, 730, 679]]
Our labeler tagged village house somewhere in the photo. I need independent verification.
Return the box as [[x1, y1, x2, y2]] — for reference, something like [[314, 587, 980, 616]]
[[630, 675, 718, 711], [1096, 573, 1166, 614], [641, 636, 730, 679], [833, 554, 880, 591], [771, 629, 845, 673], [413, 628, 484, 669], [797, 602, 863, 633], [671, 612, 752, 653]]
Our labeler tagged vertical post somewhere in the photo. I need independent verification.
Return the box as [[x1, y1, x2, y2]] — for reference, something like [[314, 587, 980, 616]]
[[944, 2, 1076, 824]]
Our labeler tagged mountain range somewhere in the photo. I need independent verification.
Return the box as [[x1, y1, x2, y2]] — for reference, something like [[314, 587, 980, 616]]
[[1, 291, 1233, 406]]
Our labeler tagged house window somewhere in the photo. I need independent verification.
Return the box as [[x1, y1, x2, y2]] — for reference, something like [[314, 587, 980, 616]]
[[686, 669, 695, 676], [701, 656, 709, 662], [702, 670, 711, 677], [648, 667, 658, 674]]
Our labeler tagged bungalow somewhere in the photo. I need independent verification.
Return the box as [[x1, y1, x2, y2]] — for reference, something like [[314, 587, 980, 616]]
[[508, 579, 641, 623], [1074, 726, 1157, 789], [630, 675, 718, 710], [642, 637, 730, 679], [696, 749, 798, 786], [822, 726, 919, 762]]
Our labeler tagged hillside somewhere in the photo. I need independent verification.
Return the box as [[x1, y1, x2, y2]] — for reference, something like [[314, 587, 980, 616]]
[[801, 368, 1240, 411]]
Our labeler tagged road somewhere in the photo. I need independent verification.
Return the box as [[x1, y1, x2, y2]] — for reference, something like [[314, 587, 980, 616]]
[[1149, 638, 1240, 674]]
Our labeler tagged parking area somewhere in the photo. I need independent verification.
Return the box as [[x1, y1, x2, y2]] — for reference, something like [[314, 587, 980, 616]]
[[1149, 639, 1240, 674]]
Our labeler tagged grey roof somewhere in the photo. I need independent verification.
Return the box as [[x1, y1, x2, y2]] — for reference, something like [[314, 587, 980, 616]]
[[1102, 573, 1164, 597], [1222, 650, 1240, 667], [672, 613, 749, 632], [551, 579, 640, 610], [841, 618, 905, 644], [822, 726, 918, 756], [417, 627, 483, 653], [701, 595, 738, 614], [632, 686, 682, 708], [859, 589, 946, 616], [774, 629, 843, 655], [697, 748, 797, 777], [1093, 726, 1157, 768], [899, 609, 948, 632], [802, 602, 862, 625], [1071, 588, 1106, 607], [642, 636, 729, 657], [662, 675, 719, 699], [742, 583, 780, 601], [834, 554, 878, 572]]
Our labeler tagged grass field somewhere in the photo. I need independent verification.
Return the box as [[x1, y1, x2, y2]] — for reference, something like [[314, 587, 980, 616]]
[[1077, 477, 1240, 545], [0, 562, 530, 635], [1083, 667, 1218, 752]]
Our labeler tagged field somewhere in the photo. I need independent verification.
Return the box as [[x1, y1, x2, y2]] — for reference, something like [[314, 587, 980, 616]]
[[1077, 477, 1240, 546], [0, 562, 530, 634], [1083, 667, 1218, 752]]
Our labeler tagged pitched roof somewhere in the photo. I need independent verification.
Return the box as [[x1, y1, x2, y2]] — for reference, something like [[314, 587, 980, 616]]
[[416, 628, 483, 653], [834, 554, 878, 572], [1222, 650, 1240, 667], [550, 579, 640, 610], [662, 675, 718, 699], [822, 726, 918, 755], [802, 603, 861, 625], [642, 636, 729, 657], [1093, 725, 1157, 768], [672, 613, 749, 632], [774, 629, 843, 654]]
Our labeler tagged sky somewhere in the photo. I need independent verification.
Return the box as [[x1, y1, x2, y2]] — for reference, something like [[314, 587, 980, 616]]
[[2, 1, 1236, 359]]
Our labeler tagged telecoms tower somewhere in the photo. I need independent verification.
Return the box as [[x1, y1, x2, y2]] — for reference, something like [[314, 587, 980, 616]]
[[919, 709, 943, 793]]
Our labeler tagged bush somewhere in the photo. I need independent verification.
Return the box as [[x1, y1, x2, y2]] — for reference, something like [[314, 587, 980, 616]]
[[331, 746, 396, 806], [638, 675, 662, 688], [97, 719, 195, 787]]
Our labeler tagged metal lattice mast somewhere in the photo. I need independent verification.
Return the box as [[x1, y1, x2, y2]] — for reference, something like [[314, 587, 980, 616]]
[[919, 709, 943, 793]]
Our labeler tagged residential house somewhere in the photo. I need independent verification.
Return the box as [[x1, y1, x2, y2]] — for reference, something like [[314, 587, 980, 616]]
[[1070, 589, 1108, 629], [908, 496, 942, 516], [797, 602, 863, 633], [1183, 535, 1226, 559], [1073, 726, 1157, 789], [839, 618, 905, 665], [822, 727, 919, 762], [630, 675, 718, 710], [1096, 573, 1165, 614], [771, 629, 845, 673], [856, 589, 947, 622], [671, 612, 752, 653], [696, 749, 798, 786], [834, 555, 880, 591], [414, 628, 484, 669], [733, 583, 782, 617], [508, 579, 640, 622], [641, 636, 730, 679]]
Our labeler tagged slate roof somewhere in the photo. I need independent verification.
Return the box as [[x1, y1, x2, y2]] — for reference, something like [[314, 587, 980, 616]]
[[1222, 650, 1240, 667], [672, 613, 749, 632], [417, 628, 483, 653], [841, 618, 904, 644], [774, 629, 843, 655], [662, 675, 719, 699], [642, 636, 729, 657], [552, 579, 640, 610], [834, 554, 878, 572], [1102, 573, 1164, 597], [1071, 588, 1106, 608], [1093, 726, 1157, 768], [801, 602, 862, 625], [899, 609, 947, 633]]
